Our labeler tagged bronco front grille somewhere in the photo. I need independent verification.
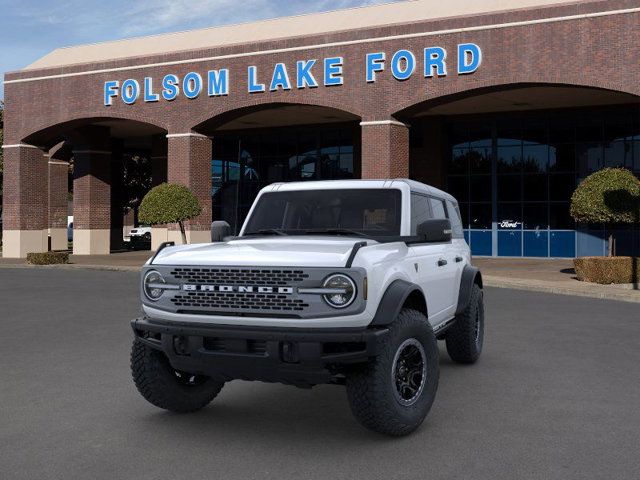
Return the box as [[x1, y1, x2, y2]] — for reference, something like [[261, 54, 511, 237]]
[[169, 268, 309, 286], [170, 291, 310, 311]]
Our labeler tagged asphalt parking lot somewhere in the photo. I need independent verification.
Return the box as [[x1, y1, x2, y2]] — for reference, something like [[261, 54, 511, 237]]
[[1, 268, 639, 480]]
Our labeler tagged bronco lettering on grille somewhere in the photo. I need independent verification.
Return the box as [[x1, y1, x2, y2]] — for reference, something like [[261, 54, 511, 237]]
[[182, 285, 294, 294]]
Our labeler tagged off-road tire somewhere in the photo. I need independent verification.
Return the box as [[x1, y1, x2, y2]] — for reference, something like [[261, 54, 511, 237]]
[[445, 284, 484, 364], [346, 309, 439, 436], [131, 339, 224, 413]]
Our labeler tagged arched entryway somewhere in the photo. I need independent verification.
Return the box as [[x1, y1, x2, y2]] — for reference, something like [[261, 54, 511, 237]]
[[396, 84, 640, 258], [3, 118, 167, 256]]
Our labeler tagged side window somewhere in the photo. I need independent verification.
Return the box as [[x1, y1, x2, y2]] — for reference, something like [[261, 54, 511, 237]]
[[410, 193, 432, 234], [446, 200, 464, 238], [429, 197, 447, 220]]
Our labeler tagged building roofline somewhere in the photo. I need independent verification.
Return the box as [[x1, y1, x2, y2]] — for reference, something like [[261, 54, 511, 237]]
[[20, 0, 591, 72]]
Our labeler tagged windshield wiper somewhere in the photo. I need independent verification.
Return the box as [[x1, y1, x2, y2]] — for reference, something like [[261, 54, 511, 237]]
[[243, 229, 287, 236], [303, 228, 371, 238]]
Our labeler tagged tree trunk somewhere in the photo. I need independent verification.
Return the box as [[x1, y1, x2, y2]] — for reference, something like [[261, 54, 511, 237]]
[[608, 233, 613, 257], [178, 221, 187, 245]]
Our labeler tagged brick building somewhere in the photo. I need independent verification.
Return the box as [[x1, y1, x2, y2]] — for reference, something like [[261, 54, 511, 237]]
[[2, 0, 640, 258]]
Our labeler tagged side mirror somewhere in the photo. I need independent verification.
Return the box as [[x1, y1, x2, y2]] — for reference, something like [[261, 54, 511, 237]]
[[416, 219, 452, 243], [211, 221, 231, 242]]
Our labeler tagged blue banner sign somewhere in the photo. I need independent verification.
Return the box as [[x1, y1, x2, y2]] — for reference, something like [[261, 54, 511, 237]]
[[104, 43, 481, 106]]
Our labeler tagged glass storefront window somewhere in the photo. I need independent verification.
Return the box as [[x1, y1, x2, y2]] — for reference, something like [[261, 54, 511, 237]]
[[497, 175, 522, 202], [523, 174, 547, 201], [497, 145, 522, 173], [470, 203, 492, 229], [522, 144, 548, 173], [444, 104, 640, 257], [212, 125, 358, 233]]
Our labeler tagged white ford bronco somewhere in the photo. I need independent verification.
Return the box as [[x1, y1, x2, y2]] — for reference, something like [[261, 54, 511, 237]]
[[131, 179, 484, 436]]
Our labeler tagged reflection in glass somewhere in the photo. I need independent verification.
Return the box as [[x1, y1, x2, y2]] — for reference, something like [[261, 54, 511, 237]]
[[604, 141, 631, 168], [497, 145, 522, 173], [577, 143, 603, 175], [522, 144, 548, 173]]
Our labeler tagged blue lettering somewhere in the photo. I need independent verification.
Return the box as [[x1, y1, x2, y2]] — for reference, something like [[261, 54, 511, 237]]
[[324, 57, 343, 86], [248, 66, 265, 93], [162, 74, 179, 101], [144, 77, 159, 102], [208, 69, 229, 96], [296, 60, 318, 89], [270, 63, 292, 91], [458, 43, 482, 74], [183, 72, 202, 99], [121, 79, 140, 104], [424, 47, 447, 77], [366, 52, 385, 83], [391, 50, 415, 81], [104, 80, 119, 106]]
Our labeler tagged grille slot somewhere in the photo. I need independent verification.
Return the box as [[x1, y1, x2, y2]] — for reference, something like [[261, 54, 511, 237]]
[[170, 268, 309, 286], [171, 292, 309, 311]]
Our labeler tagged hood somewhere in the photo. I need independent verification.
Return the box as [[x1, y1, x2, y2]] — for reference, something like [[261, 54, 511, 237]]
[[152, 236, 372, 267]]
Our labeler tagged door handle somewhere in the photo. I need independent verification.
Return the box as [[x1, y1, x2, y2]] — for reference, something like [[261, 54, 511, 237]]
[[455, 256, 463, 263], [437, 259, 448, 267]]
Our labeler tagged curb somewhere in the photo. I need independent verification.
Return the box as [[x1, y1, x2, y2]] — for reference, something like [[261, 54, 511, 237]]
[[483, 275, 640, 304], [0, 263, 141, 272]]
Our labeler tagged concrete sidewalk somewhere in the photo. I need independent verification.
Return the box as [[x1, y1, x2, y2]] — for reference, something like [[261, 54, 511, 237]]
[[1, 250, 639, 303], [474, 257, 640, 303]]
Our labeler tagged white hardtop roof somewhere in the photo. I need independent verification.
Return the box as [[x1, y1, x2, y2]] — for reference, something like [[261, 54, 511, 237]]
[[25, 0, 582, 70], [263, 179, 457, 202]]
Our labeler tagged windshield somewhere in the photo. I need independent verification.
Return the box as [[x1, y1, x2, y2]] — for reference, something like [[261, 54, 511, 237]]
[[243, 189, 402, 237]]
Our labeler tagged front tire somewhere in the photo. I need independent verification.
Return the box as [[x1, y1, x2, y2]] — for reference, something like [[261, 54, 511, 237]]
[[445, 283, 484, 364], [346, 309, 439, 436], [131, 339, 224, 413]]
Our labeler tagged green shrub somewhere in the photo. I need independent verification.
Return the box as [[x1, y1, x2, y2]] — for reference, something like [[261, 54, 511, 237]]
[[570, 168, 640, 256], [574, 256, 640, 284], [139, 183, 202, 244], [27, 251, 70, 265]]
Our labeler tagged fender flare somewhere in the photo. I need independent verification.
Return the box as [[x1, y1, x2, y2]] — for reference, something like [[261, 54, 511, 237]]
[[370, 279, 427, 326], [455, 265, 483, 316]]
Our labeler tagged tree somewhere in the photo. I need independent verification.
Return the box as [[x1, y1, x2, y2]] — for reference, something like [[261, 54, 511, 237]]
[[570, 168, 640, 256], [138, 183, 202, 244], [121, 153, 152, 224]]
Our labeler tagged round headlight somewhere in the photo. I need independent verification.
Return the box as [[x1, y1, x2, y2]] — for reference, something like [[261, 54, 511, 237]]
[[322, 274, 356, 309], [143, 270, 166, 301]]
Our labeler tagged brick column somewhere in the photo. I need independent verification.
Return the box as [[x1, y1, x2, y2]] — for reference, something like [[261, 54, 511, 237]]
[[360, 120, 410, 179], [48, 143, 70, 251], [150, 134, 168, 186], [1, 144, 49, 258], [71, 126, 112, 255], [166, 132, 212, 245], [150, 134, 169, 250]]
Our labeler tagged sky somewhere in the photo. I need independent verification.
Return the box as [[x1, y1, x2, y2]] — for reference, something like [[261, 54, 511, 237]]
[[0, 0, 403, 100]]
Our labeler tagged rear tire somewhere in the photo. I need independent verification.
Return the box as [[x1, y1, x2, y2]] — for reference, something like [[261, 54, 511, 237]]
[[131, 339, 224, 413], [346, 309, 439, 436], [445, 283, 484, 364]]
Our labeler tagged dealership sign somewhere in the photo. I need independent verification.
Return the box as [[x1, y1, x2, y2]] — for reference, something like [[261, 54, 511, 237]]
[[103, 43, 482, 106]]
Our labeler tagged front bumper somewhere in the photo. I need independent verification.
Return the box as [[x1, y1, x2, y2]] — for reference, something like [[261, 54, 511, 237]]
[[131, 317, 389, 387]]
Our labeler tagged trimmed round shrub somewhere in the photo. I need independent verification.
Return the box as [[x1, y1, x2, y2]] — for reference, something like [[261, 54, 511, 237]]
[[139, 183, 202, 244], [570, 168, 640, 256], [570, 168, 640, 224]]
